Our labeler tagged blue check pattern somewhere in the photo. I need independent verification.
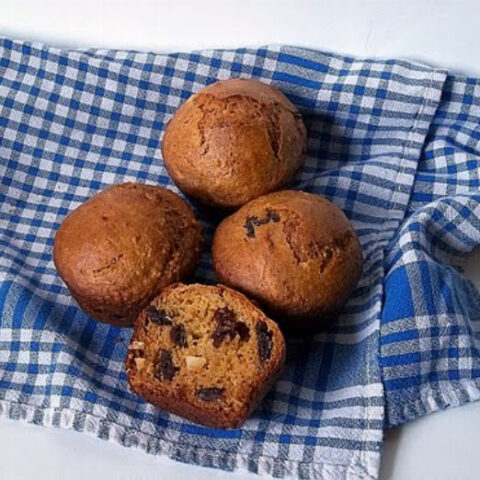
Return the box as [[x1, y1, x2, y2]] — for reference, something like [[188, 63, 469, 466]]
[[0, 37, 478, 480], [381, 75, 480, 426]]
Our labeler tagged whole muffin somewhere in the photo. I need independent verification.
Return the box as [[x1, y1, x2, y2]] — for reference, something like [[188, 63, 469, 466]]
[[162, 78, 307, 208], [53, 183, 203, 327], [212, 190, 363, 331]]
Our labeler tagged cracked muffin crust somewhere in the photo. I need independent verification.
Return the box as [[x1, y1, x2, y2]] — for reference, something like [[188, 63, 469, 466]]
[[126, 283, 285, 428], [162, 78, 307, 208], [53, 183, 203, 327], [212, 190, 363, 331]]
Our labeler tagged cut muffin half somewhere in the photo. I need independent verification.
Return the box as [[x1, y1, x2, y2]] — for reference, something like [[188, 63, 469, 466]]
[[126, 283, 285, 428]]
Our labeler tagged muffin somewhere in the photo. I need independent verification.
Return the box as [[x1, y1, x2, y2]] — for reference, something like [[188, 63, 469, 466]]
[[162, 78, 307, 208], [126, 283, 285, 428], [212, 190, 363, 331], [53, 183, 203, 327]]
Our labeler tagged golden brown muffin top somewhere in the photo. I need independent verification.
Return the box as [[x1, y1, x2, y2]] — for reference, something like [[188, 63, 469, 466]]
[[162, 79, 307, 208], [212, 190, 363, 329], [53, 183, 202, 326]]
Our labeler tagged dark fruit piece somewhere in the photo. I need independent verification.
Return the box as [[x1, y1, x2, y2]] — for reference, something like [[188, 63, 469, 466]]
[[212, 307, 250, 347], [243, 209, 280, 238], [235, 321, 250, 341], [256, 321, 273, 362], [154, 349, 179, 381], [212, 307, 237, 347], [196, 387, 225, 401], [170, 323, 188, 348], [146, 306, 172, 326]]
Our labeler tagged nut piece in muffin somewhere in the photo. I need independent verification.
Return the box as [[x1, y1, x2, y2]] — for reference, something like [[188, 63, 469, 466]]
[[212, 190, 363, 331], [126, 283, 285, 429], [53, 183, 203, 327], [162, 78, 307, 208]]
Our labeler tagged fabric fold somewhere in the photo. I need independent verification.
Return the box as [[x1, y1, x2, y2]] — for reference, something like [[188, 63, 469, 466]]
[[381, 75, 480, 427]]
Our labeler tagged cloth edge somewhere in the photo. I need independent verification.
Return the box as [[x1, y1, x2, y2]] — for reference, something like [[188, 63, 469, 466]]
[[386, 379, 480, 427], [0, 398, 375, 480]]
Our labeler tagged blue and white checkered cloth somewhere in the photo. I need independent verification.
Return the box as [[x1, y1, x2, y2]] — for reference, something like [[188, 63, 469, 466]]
[[1, 37, 479, 480]]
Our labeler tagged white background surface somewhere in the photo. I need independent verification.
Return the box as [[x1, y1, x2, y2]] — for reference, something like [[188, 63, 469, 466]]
[[1, 1, 480, 479]]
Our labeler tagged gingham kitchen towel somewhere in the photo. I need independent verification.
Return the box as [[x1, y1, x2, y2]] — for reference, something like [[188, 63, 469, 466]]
[[1, 37, 480, 480]]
